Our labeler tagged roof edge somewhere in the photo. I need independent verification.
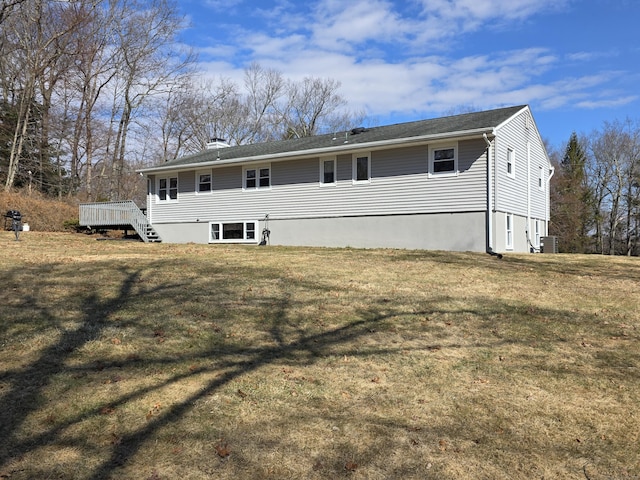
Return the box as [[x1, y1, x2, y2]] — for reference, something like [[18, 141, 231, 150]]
[[137, 127, 496, 174]]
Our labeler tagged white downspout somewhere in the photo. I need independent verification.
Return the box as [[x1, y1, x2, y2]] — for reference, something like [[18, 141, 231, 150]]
[[546, 165, 555, 235], [483, 133, 494, 252], [526, 140, 532, 251], [146, 176, 153, 225]]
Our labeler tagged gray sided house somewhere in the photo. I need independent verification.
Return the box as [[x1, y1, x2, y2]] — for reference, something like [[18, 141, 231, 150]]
[[137, 105, 553, 253]]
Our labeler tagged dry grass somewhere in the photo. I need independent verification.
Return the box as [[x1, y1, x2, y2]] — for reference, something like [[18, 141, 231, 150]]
[[0, 191, 78, 232], [1, 232, 639, 480]]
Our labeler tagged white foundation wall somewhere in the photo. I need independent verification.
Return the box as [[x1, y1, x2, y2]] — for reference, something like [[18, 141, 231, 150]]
[[493, 212, 536, 253]]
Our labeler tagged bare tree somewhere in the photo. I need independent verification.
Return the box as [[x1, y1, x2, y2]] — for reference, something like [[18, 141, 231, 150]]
[[60, 0, 121, 199], [2, 0, 87, 191], [145, 76, 241, 162], [241, 63, 284, 143], [587, 119, 640, 255], [105, 0, 195, 200], [0, 0, 27, 25], [278, 76, 348, 139]]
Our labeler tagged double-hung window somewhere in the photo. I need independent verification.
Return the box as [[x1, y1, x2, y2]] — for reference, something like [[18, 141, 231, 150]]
[[506, 214, 514, 250], [210, 221, 258, 243], [320, 157, 337, 185], [538, 166, 544, 190], [429, 144, 458, 176], [158, 176, 178, 201], [352, 153, 371, 183], [244, 165, 270, 190], [507, 148, 515, 178], [197, 170, 212, 193]]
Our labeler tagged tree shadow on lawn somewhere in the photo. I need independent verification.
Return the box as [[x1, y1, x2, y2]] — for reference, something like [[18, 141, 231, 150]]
[[0, 258, 396, 476], [0, 258, 636, 479], [388, 249, 640, 283]]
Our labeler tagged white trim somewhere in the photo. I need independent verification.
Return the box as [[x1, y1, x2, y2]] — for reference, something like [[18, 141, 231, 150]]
[[428, 142, 458, 177], [209, 221, 259, 243], [352, 152, 371, 184], [319, 156, 337, 185], [494, 105, 529, 131]]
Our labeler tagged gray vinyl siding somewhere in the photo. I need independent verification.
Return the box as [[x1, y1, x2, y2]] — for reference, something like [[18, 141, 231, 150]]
[[494, 109, 549, 221], [529, 137, 549, 220], [495, 110, 528, 215], [148, 139, 489, 225], [272, 159, 317, 186]]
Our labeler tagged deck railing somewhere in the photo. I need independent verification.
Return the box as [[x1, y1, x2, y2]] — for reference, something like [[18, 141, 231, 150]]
[[79, 201, 157, 242]]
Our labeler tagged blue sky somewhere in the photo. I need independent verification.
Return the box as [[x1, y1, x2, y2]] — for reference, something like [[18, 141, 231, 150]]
[[176, 0, 640, 149]]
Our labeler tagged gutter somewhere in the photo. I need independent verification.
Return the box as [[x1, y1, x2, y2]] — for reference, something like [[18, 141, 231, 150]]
[[137, 127, 496, 175]]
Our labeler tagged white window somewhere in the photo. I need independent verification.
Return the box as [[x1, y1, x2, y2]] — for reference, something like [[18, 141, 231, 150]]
[[538, 166, 544, 190], [507, 148, 515, 178], [320, 157, 337, 185], [244, 165, 270, 190], [210, 221, 258, 243], [158, 176, 178, 202], [534, 219, 540, 248], [197, 170, 212, 194], [429, 144, 458, 176], [506, 213, 514, 250], [352, 153, 371, 183]]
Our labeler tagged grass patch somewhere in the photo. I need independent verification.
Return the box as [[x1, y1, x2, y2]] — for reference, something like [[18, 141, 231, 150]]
[[1, 232, 639, 479]]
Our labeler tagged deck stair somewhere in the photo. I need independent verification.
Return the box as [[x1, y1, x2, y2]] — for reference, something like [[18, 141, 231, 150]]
[[79, 201, 161, 243]]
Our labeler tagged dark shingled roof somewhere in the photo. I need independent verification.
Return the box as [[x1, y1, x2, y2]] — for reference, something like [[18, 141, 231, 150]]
[[147, 105, 526, 170]]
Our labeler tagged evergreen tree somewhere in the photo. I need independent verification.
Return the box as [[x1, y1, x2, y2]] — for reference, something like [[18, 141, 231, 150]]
[[551, 132, 593, 252]]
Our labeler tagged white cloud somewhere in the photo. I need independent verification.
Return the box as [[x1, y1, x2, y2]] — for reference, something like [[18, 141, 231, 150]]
[[576, 96, 638, 109], [203, 0, 244, 10], [309, 0, 410, 51], [190, 0, 633, 126], [416, 0, 571, 24]]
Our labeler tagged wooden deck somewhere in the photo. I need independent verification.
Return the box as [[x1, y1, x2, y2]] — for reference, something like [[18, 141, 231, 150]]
[[79, 201, 161, 242]]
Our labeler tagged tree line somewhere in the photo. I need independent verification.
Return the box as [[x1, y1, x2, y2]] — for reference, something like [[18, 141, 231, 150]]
[[0, 0, 360, 202], [2, 1, 638, 255], [550, 119, 640, 256]]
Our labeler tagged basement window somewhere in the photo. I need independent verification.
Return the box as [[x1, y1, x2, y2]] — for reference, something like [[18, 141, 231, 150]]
[[210, 221, 258, 243]]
